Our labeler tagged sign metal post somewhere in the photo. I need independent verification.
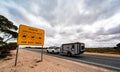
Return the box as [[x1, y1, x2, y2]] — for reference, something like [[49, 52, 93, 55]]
[[41, 46, 43, 61], [15, 46, 19, 66]]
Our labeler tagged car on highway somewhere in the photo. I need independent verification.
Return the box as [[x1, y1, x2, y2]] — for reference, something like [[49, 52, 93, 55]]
[[47, 46, 60, 54]]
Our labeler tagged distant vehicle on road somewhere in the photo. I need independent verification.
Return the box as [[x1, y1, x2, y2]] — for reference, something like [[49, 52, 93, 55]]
[[25, 47, 31, 48], [60, 42, 85, 56], [47, 46, 60, 54]]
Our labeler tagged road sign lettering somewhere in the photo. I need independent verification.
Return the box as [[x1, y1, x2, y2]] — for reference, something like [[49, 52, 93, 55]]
[[39, 37, 41, 39], [22, 35, 26, 38], [21, 41, 27, 43], [31, 36, 34, 38]]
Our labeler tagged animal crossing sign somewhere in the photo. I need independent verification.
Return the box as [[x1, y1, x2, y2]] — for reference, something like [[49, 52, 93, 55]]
[[17, 25, 44, 46]]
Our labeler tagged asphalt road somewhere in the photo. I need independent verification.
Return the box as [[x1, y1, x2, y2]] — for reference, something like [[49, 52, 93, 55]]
[[26, 49, 120, 71]]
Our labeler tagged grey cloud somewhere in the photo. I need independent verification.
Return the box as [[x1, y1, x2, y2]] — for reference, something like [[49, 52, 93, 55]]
[[33, 0, 58, 27], [98, 0, 120, 19], [68, 0, 120, 25], [95, 28, 106, 35], [85, 24, 120, 42], [39, 0, 57, 13], [87, 24, 120, 42], [69, 14, 98, 24], [6, 7, 30, 24], [13, 0, 57, 16], [83, 0, 120, 19], [59, 31, 73, 36], [36, 0, 58, 24], [45, 28, 56, 38], [59, 29, 74, 37], [110, 35, 120, 40], [108, 24, 120, 34], [66, 0, 120, 25], [76, 28, 83, 33], [79, 32, 120, 42], [46, 32, 55, 37], [74, 32, 93, 40], [3, 0, 120, 26], [95, 24, 120, 35], [94, 34, 120, 42], [12, 0, 120, 26], [58, 25, 83, 38], [76, 26, 120, 42], [0, 0, 31, 24]]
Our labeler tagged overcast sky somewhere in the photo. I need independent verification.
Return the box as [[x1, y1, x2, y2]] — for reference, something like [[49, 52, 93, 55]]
[[0, 0, 120, 47]]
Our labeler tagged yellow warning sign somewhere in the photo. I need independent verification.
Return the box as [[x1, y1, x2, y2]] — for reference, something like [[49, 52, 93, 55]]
[[17, 24, 44, 46]]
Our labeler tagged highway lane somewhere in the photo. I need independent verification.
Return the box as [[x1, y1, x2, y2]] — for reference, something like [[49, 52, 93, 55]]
[[26, 49, 120, 71]]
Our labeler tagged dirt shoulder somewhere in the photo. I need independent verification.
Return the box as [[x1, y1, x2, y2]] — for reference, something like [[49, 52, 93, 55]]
[[0, 49, 115, 72], [85, 52, 120, 57]]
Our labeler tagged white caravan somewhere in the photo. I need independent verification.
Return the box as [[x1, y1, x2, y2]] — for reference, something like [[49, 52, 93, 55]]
[[60, 42, 85, 56]]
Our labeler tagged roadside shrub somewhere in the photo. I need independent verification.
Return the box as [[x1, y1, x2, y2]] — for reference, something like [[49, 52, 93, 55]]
[[85, 48, 118, 54], [0, 45, 10, 58], [0, 42, 17, 58], [114, 42, 120, 53], [7, 42, 17, 50]]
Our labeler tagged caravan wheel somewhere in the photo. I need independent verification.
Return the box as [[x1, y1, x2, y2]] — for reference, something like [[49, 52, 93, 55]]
[[67, 52, 72, 56], [47, 50, 49, 53]]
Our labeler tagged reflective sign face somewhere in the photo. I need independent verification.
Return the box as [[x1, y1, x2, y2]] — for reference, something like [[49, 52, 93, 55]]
[[17, 25, 44, 46]]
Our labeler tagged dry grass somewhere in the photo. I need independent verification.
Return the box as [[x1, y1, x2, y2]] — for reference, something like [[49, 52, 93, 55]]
[[85, 48, 120, 54]]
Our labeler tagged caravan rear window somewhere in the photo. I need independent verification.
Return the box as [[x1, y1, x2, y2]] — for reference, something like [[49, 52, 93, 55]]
[[81, 46, 84, 49], [72, 45, 75, 48]]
